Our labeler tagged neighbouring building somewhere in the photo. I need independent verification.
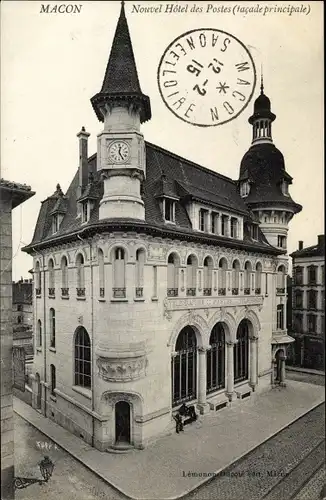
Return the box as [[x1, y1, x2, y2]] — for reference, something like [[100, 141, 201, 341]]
[[22, 3, 301, 451], [289, 235, 325, 370], [0, 179, 35, 500], [12, 279, 34, 381]]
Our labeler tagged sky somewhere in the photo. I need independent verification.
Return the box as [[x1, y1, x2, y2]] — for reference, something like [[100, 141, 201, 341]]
[[1, 0, 324, 280]]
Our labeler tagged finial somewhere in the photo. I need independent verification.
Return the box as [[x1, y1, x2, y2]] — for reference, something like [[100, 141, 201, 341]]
[[260, 65, 264, 94], [81, 126, 85, 132], [56, 183, 61, 191]]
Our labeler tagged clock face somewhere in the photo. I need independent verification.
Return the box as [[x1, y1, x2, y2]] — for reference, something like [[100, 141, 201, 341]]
[[108, 141, 130, 163]]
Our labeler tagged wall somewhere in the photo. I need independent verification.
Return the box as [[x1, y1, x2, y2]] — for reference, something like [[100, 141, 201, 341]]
[[0, 191, 14, 500]]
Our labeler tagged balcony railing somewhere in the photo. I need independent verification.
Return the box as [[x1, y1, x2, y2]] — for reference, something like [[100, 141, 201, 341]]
[[76, 287, 86, 297], [255, 288, 261, 295], [244, 288, 251, 295], [276, 288, 285, 294], [186, 288, 196, 296], [99, 288, 105, 298], [35, 288, 41, 296], [135, 287, 143, 298], [232, 288, 239, 295], [218, 288, 226, 296], [48, 288, 55, 297], [113, 287, 126, 298], [61, 287, 69, 297], [203, 288, 212, 296], [167, 288, 178, 297]]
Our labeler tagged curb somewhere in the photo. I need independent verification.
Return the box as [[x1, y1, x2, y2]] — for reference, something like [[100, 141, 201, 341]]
[[14, 400, 325, 500]]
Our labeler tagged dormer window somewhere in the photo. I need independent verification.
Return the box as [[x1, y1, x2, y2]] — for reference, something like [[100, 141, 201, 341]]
[[52, 214, 59, 234], [81, 202, 89, 223], [230, 217, 238, 238], [277, 235, 286, 249], [163, 198, 175, 223], [250, 224, 258, 240], [199, 209, 208, 232], [280, 180, 289, 196], [240, 181, 250, 198]]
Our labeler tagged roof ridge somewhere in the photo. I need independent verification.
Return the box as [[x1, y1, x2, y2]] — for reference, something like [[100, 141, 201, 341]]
[[145, 141, 236, 185]]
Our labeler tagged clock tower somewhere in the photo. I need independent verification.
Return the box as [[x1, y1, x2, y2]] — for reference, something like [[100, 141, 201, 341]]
[[91, 1, 151, 220]]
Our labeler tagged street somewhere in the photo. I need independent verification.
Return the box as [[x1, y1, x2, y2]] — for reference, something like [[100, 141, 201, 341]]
[[14, 414, 124, 500]]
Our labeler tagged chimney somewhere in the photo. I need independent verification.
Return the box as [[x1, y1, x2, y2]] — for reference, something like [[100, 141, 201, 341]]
[[318, 234, 325, 249], [77, 126, 90, 191], [298, 241, 303, 250]]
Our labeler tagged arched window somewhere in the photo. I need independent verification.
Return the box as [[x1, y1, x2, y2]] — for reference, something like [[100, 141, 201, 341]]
[[61, 256, 68, 296], [218, 258, 227, 294], [49, 308, 55, 348], [255, 262, 262, 294], [167, 252, 180, 297], [37, 319, 42, 347], [74, 326, 91, 388], [135, 248, 145, 298], [232, 260, 240, 294], [48, 258, 55, 295], [76, 253, 85, 297], [98, 248, 105, 298], [113, 247, 126, 298], [172, 326, 197, 406], [207, 324, 225, 393], [277, 265, 286, 293], [50, 364, 56, 396], [244, 261, 252, 294], [234, 320, 249, 383], [35, 261, 41, 296], [203, 257, 213, 296], [186, 254, 198, 296]]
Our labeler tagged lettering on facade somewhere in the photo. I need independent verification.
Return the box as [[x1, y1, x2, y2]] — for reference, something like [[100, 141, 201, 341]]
[[164, 295, 263, 312]]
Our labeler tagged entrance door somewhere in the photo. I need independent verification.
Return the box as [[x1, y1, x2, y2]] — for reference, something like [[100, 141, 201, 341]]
[[35, 373, 41, 409], [115, 401, 131, 444], [274, 351, 282, 383]]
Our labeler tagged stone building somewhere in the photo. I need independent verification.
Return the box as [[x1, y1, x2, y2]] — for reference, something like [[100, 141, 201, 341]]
[[289, 235, 325, 370], [23, 3, 301, 451], [12, 279, 34, 372], [0, 179, 34, 500]]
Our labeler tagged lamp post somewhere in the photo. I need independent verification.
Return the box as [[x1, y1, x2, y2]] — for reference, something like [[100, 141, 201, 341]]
[[14, 456, 54, 490]]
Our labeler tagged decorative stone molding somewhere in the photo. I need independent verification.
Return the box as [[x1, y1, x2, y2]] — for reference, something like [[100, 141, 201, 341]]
[[165, 295, 263, 313], [167, 311, 210, 347], [96, 341, 148, 382]]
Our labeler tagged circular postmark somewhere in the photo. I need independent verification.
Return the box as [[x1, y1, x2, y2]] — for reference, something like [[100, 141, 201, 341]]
[[158, 29, 256, 127]]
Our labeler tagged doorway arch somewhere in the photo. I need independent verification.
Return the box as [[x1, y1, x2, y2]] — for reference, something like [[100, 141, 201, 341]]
[[115, 401, 131, 444]]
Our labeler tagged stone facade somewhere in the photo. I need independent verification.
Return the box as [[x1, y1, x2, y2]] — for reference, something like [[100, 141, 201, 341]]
[[289, 236, 325, 370], [30, 235, 290, 450], [0, 180, 34, 500]]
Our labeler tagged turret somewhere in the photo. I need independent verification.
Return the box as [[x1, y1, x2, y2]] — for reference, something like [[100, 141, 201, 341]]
[[238, 77, 302, 251], [91, 1, 151, 220]]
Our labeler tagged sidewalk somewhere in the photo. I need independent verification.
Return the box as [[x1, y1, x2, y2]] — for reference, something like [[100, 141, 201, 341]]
[[14, 380, 325, 500], [286, 366, 325, 376]]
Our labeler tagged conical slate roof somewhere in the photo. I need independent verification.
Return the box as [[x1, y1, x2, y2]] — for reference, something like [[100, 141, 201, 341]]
[[101, 2, 141, 94], [91, 2, 151, 123]]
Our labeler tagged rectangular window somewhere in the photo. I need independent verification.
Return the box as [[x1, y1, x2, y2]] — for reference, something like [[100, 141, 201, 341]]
[[164, 199, 175, 222], [308, 266, 317, 285], [199, 209, 208, 232], [52, 215, 58, 234], [211, 212, 217, 234], [230, 218, 238, 238], [294, 314, 303, 332], [294, 291, 303, 308], [321, 266, 325, 285], [50, 365, 56, 396], [307, 290, 317, 310], [294, 266, 303, 286], [221, 215, 228, 236], [240, 181, 249, 197], [322, 291, 325, 309], [277, 304, 284, 330], [307, 314, 316, 333], [277, 236, 286, 249], [82, 202, 88, 223], [250, 224, 258, 240]]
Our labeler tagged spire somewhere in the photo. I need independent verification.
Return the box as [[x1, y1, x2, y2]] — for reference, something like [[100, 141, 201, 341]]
[[91, 1, 151, 123], [101, 1, 141, 94], [260, 66, 264, 94]]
